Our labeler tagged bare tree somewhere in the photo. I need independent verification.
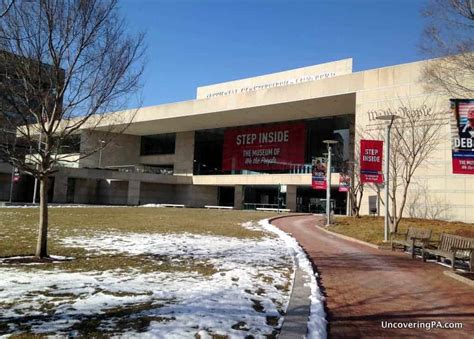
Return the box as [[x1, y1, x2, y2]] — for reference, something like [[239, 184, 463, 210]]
[[420, 0, 474, 97], [408, 182, 451, 220], [0, 0, 145, 258], [347, 162, 364, 218], [370, 101, 447, 233], [345, 131, 364, 218], [0, 0, 14, 18]]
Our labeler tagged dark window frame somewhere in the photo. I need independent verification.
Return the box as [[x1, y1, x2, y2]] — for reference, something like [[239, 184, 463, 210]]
[[140, 133, 176, 156]]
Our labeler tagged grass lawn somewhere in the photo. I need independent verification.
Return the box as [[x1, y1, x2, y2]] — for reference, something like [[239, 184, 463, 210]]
[[329, 216, 474, 246], [0, 207, 276, 258], [0, 207, 296, 337]]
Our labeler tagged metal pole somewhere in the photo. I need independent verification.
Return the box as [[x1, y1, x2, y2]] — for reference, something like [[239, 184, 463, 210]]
[[9, 167, 14, 203], [326, 145, 332, 226], [98, 148, 103, 168], [384, 120, 393, 242], [277, 184, 281, 214], [377, 185, 381, 216]]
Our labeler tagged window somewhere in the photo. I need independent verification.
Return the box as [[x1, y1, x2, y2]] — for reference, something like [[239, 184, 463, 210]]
[[141, 133, 176, 155]]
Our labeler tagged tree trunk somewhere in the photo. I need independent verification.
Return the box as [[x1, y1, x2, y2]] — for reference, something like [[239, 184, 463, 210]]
[[35, 176, 49, 258]]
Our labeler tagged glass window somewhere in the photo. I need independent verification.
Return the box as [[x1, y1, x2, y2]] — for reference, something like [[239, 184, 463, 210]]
[[141, 133, 176, 155]]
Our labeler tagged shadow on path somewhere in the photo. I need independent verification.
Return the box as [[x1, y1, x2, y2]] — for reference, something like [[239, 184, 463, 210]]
[[272, 215, 474, 338]]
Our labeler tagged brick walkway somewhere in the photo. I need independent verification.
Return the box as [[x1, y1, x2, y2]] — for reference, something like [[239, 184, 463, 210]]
[[272, 215, 474, 338]]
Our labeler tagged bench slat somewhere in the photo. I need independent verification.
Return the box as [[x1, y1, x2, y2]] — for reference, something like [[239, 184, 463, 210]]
[[423, 233, 474, 271]]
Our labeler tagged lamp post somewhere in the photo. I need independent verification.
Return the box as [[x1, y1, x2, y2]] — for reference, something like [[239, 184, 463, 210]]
[[323, 139, 338, 226], [375, 114, 400, 242], [277, 183, 281, 214], [98, 139, 106, 168]]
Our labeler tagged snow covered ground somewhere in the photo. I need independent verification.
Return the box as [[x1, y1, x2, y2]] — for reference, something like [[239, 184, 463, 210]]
[[0, 219, 326, 338]]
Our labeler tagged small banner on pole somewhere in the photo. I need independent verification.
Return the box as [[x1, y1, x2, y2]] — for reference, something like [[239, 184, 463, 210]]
[[311, 157, 327, 190], [338, 174, 350, 192], [451, 99, 474, 174], [13, 168, 20, 182], [360, 139, 384, 184]]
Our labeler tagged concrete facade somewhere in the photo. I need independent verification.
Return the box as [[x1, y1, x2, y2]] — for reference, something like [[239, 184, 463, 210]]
[[9, 57, 473, 223]]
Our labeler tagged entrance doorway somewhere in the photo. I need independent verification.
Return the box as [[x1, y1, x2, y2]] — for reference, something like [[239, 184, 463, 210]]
[[243, 185, 286, 210], [217, 186, 234, 207], [296, 186, 347, 214]]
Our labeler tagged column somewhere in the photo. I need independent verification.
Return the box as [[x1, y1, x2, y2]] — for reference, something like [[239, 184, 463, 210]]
[[234, 185, 244, 210], [286, 185, 297, 212], [174, 131, 195, 175], [127, 180, 140, 205], [53, 175, 68, 203]]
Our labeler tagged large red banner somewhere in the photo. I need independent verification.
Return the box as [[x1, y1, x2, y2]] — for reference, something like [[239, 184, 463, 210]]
[[222, 123, 305, 171], [360, 140, 384, 184], [451, 99, 474, 174]]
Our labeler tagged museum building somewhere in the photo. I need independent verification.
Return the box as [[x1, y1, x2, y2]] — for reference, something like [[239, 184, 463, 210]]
[[2, 58, 474, 223]]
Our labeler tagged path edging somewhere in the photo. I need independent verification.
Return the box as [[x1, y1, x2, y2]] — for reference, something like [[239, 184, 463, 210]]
[[315, 225, 380, 249], [268, 215, 313, 338], [443, 271, 474, 288]]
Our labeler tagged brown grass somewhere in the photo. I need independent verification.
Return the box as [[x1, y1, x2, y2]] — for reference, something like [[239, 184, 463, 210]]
[[329, 216, 474, 245], [0, 207, 287, 337], [0, 207, 276, 258]]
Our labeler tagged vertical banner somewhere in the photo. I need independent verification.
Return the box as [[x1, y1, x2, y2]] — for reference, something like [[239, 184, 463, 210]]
[[13, 168, 20, 182], [311, 157, 327, 190], [360, 140, 384, 184], [451, 99, 474, 174], [338, 174, 350, 192]]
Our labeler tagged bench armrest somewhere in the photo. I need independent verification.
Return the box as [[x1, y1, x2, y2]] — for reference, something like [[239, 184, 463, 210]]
[[391, 232, 408, 240], [422, 239, 440, 249], [410, 236, 430, 241]]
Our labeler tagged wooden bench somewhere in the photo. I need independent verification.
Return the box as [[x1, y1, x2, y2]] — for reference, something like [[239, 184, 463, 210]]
[[391, 227, 432, 258], [204, 205, 233, 210], [256, 208, 291, 212], [160, 204, 185, 208], [422, 233, 474, 271]]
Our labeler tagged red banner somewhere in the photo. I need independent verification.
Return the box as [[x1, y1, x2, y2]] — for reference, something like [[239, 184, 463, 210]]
[[339, 174, 350, 192], [222, 123, 305, 171], [360, 140, 384, 184], [311, 157, 327, 190], [451, 100, 474, 174]]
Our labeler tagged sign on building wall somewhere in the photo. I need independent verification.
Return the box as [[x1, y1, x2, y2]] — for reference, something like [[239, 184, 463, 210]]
[[311, 157, 327, 190], [222, 122, 306, 171], [451, 99, 474, 175], [360, 140, 384, 184]]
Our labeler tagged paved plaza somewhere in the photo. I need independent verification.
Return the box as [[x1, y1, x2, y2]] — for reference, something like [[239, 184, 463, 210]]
[[272, 215, 474, 338]]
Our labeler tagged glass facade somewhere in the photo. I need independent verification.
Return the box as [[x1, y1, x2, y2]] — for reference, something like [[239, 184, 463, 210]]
[[193, 115, 354, 175], [140, 133, 176, 156]]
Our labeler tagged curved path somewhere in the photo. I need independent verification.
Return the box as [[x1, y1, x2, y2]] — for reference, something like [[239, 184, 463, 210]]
[[272, 215, 474, 338]]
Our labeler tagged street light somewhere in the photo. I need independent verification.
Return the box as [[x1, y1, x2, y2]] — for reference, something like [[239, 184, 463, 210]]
[[323, 139, 338, 226], [98, 139, 106, 168], [376, 114, 400, 242]]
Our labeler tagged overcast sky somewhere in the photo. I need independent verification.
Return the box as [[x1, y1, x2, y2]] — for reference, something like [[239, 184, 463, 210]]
[[119, 0, 427, 108]]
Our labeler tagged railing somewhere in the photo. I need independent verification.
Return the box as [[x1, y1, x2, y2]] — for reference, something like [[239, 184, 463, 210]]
[[193, 163, 344, 175], [103, 165, 174, 175], [243, 203, 286, 210]]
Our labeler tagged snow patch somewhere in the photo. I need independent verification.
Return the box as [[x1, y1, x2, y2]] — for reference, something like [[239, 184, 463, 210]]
[[1, 221, 295, 337], [259, 219, 327, 339]]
